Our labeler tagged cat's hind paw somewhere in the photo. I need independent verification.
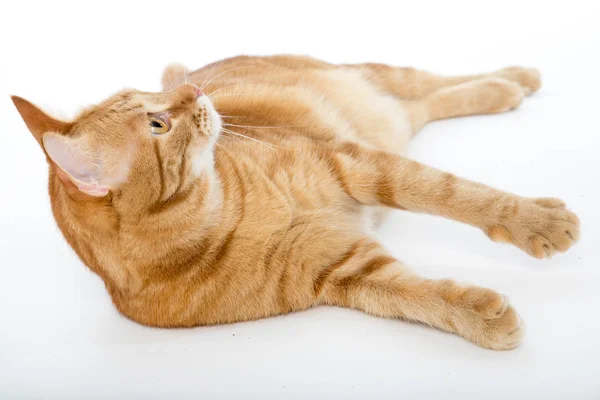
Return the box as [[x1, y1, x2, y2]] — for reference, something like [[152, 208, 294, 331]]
[[495, 66, 542, 95]]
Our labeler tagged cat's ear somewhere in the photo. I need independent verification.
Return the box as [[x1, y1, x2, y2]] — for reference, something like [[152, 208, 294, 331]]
[[161, 63, 188, 91], [11, 96, 73, 146], [42, 133, 110, 197], [11, 96, 108, 197]]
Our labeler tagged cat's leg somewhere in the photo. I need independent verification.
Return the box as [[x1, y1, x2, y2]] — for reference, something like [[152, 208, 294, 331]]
[[330, 144, 580, 258], [353, 63, 541, 100], [315, 238, 523, 350], [405, 77, 529, 131]]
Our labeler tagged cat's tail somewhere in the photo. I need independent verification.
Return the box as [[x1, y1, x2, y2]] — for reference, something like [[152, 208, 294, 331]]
[[161, 63, 189, 91]]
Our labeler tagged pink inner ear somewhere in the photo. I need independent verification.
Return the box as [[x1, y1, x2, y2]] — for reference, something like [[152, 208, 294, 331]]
[[75, 182, 110, 197], [54, 166, 109, 197], [43, 133, 110, 197]]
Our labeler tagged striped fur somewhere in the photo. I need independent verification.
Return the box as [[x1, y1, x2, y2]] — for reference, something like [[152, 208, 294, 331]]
[[12, 55, 578, 350]]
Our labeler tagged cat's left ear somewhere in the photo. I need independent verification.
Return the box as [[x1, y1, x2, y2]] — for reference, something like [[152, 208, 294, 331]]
[[11, 96, 73, 146]]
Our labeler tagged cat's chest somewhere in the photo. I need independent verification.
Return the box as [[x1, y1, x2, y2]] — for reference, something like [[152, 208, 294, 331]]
[[228, 150, 363, 239]]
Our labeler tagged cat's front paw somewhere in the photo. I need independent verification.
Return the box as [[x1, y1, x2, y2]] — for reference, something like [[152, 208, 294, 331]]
[[487, 198, 580, 259]]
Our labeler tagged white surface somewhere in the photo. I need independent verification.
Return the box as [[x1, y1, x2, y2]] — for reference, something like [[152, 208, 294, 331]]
[[1, 1, 599, 399]]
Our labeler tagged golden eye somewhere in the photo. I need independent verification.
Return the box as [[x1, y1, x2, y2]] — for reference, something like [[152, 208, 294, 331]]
[[149, 118, 169, 134]]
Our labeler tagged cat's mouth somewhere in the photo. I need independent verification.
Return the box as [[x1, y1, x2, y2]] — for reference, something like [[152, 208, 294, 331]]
[[196, 95, 222, 139], [188, 94, 221, 178]]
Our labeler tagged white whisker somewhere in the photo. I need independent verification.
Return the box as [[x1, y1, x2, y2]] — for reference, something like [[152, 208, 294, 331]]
[[199, 64, 217, 92], [200, 66, 257, 92], [206, 83, 261, 97], [222, 123, 303, 129], [220, 128, 295, 151], [209, 93, 257, 99]]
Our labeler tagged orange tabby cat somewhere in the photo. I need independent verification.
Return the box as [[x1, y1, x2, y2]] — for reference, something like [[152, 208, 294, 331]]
[[12, 55, 579, 350]]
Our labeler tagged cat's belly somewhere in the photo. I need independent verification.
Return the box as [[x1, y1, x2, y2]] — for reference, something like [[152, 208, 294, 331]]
[[305, 69, 413, 228], [309, 68, 413, 155]]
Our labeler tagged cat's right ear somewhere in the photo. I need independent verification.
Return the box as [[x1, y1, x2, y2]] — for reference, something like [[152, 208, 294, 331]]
[[12, 96, 115, 197], [11, 96, 73, 147]]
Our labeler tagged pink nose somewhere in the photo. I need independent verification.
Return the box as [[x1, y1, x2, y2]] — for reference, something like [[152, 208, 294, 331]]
[[190, 85, 203, 97]]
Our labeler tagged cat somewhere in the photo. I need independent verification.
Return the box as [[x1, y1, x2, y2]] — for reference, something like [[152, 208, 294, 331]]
[[12, 55, 579, 350]]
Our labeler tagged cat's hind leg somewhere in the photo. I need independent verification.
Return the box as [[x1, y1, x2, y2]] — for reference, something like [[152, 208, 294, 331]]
[[315, 238, 524, 350], [352, 63, 541, 133], [406, 77, 529, 131], [355, 63, 541, 100]]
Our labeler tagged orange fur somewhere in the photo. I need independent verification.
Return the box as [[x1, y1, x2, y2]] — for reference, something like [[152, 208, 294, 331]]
[[12, 55, 579, 350]]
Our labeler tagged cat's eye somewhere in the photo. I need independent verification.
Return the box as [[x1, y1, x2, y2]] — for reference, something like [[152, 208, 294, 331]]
[[149, 118, 169, 134]]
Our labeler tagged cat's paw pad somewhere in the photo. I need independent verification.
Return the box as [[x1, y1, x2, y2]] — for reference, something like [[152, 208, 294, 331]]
[[488, 198, 580, 259], [496, 67, 542, 95]]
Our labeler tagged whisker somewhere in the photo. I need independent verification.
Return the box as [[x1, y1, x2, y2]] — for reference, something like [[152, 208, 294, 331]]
[[220, 128, 274, 147], [218, 135, 277, 154], [200, 66, 257, 92], [209, 93, 257, 99], [220, 128, 294, 151], [205, 84, 241, 97], [199, 64, 217, 92], [206, 83, 261, 97], [223, 128, 297, 151], [222, 123, 303, 129]]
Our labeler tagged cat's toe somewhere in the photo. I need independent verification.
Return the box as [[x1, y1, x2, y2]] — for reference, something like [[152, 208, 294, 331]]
[[480, 305, 525, 350], [453, 287, 524, 350], [488, 197, 580, 259], [467, 302, 525, 350], [466, 288, 509, 319], [525, 201, 580, 259]]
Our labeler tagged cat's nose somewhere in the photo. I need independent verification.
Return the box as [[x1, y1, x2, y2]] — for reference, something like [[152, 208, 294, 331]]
[[183, 84, 202, 98], [190, 84, 203, 97], [175, 84, 203, 104]]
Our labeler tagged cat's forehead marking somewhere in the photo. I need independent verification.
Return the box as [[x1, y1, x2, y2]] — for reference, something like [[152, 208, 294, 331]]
[[140, 100, 169, 113], [134, 93, 198, 116], [128, 92, 172, 114]]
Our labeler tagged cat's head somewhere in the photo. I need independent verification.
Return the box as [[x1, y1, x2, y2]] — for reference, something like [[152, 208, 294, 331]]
[[12, 84, 221, 209]]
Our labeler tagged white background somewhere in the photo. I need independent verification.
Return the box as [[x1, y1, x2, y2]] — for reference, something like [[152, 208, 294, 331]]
[[1, 1, 599, 399]]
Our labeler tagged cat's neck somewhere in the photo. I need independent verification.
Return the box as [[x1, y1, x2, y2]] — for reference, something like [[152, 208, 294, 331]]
[[49, 165, 225, 296], [49, 167, 124, 292]]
